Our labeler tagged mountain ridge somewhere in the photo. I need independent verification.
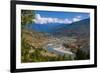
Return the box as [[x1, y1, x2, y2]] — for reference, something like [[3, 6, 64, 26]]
[[27, 18, 90, 35]]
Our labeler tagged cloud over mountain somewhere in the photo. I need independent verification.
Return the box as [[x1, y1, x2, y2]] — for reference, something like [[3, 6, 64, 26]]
[[72, 16, 82, 22], [33, 14, 82, 24]]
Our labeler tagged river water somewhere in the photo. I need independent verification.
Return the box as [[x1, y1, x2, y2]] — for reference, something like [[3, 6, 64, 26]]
[[46, 44, 75, 56]]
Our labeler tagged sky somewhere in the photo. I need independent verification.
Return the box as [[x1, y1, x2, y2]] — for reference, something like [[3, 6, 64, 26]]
[[33, 10, 90, 24]]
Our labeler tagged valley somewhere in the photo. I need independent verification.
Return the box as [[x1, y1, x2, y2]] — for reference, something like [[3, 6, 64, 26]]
[[21, 18, 90, 63]]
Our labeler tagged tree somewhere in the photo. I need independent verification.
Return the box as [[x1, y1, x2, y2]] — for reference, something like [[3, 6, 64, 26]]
[[21, 10, 35, 27], [75, 49, 88, 60], [21, 10, 36, 62]]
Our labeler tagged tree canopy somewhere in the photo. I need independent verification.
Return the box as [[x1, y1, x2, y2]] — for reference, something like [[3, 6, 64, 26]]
[[21, 10, 35, 27]]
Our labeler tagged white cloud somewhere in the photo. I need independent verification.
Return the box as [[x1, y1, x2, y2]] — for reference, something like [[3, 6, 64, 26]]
[[76, 16, 82, 19], [33, 14, 48, 24], [33, 14, 83, 24], [33, 14, 72, 24], [72, 16, 82, 22]]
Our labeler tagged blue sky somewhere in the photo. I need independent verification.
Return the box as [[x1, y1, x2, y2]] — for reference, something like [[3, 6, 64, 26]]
[[33, 10, 90, 24]]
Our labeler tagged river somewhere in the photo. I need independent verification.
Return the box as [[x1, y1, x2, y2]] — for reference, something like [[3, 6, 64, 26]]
[[46, 44, 75, 56]]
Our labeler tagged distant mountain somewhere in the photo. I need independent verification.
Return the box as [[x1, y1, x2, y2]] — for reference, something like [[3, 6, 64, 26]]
[[28, 18, 90, 33], [53, 18, 90, 38], [27, 18, 90, 38], [27, 23, 63, 33]]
